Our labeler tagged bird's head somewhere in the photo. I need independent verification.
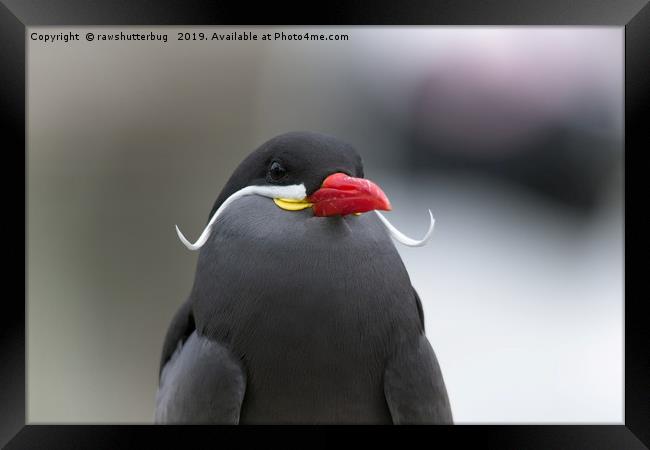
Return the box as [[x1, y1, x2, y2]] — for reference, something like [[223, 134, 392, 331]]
[[175, 131, 434, 251]]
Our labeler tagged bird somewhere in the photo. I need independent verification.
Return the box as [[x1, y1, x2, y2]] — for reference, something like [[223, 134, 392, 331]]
[[154, 131, 453, 424]]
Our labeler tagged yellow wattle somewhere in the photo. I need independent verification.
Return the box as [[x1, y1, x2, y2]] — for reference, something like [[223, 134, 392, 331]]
[[273, 197, 313, 211]]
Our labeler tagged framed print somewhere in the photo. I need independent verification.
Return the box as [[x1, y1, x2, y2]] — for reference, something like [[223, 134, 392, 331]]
[[1, 0, 647, 448]]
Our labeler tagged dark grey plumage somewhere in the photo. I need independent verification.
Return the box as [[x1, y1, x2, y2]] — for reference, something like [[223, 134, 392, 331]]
[[155, 331, 245, 423], [156, 132, 452, 424]]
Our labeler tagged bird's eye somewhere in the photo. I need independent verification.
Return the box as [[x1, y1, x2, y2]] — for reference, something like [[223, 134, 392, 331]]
[[267, 161, 287, 181]]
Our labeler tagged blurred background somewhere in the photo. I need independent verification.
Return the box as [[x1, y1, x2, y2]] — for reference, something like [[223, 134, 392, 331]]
[[27, 27, 623, 423]]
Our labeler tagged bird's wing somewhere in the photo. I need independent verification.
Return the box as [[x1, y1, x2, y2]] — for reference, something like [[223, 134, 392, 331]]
[[154, 330, 246, 424], [156, 299, 246, 423], [159, 298, 195, 377], [384, 333, 453, 424]]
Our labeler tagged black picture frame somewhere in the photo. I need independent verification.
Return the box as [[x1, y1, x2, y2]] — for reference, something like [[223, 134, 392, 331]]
[[2, 1, 647, 448]]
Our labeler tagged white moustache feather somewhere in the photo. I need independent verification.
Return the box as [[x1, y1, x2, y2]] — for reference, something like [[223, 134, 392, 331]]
[[175, 184, 435, 251], [175, 184, 307, 251], [374, 210, 434, 247]]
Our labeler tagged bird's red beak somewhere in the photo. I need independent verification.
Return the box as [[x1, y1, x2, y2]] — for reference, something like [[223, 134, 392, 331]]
[[308, 173, 392, 217]]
